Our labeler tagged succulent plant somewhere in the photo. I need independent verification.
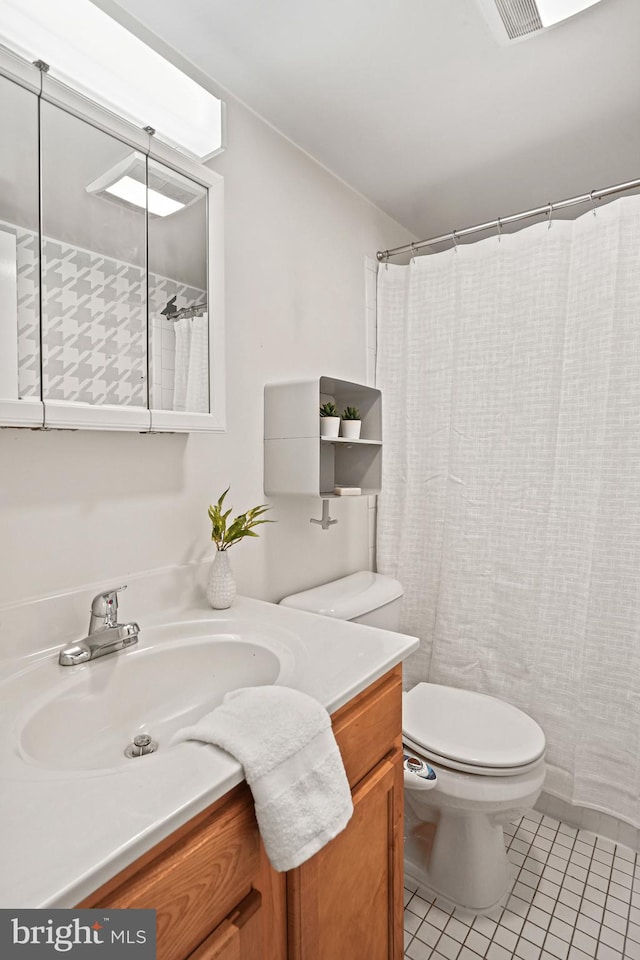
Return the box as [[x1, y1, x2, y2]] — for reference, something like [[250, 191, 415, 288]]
[[208, 487, 273, 551], [319, 402, 339, 417], [341, 406, 360, 420]]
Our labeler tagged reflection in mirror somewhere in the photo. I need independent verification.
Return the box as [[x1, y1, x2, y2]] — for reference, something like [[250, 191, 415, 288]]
[[0, 74, 40, 402], [147, 160, 208, 414], [40, 102, 148, 408]]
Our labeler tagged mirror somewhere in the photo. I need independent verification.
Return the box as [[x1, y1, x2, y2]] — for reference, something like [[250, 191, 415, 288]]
[[0, 51, 224, 432], [40, 101, 149, 413], [147, 159, 209, 415], [0, 72, 42, 426]]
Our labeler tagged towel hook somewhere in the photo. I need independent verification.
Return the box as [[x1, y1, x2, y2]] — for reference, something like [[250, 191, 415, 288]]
[[590, 189, 598, 217], [546, 203, 553, 230]]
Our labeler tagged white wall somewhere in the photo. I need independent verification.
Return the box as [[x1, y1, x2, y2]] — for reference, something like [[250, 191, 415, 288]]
[[0, 93, 411, 612]]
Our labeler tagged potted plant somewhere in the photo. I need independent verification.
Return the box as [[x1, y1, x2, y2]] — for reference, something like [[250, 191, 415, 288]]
[[206, 487, 273, 609], [341, 405, 361, 440], [320, 401, 341, 438]]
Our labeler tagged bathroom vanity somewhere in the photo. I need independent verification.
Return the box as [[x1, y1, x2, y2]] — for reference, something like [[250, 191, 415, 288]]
[[79, 667, 403, 960], [0, 577, 417, 960]]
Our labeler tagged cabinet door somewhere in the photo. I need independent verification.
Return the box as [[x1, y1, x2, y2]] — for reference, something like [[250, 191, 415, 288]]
[[287, 752, 404, 960], [188, 890, 261, 960], [83, 787, 261, 960]]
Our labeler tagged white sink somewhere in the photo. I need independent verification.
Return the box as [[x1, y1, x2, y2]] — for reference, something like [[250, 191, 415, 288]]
[[4, 619, 296, 773]]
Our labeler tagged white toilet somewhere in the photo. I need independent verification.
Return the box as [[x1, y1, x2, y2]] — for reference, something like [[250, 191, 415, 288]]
[[281, 572, 546, 913]]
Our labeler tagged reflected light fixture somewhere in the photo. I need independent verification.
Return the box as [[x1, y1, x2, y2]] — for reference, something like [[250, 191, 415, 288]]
[[103, 177, 184, 218], [0, 0, 223, 160], [477, 0, 605, 41], [86, 152, 206, 217]]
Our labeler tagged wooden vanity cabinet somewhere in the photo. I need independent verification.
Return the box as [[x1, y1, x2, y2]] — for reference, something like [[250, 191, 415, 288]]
[[79, 783, 286, 960], [80, 666, 403, 960], [288, 666, 404, 960]]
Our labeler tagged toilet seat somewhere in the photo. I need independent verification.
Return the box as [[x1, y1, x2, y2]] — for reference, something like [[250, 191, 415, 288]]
[[403, 683, 545, 777]]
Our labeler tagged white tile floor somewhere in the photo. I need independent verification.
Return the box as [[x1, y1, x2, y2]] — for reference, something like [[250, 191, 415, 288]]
[[404, 809, 640, 960]]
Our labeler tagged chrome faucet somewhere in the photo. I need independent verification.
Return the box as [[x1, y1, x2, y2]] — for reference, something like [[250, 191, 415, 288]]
[[58, 585, 140, 666]]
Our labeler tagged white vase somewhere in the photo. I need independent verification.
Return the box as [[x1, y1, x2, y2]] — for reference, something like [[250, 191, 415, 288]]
[[341, 419, 361, 440], [320, 416, 341, 438], [206, 550, 236, 609]]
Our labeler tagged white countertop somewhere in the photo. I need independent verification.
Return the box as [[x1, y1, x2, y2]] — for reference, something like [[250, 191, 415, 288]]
[[0, 595, 418, 907]]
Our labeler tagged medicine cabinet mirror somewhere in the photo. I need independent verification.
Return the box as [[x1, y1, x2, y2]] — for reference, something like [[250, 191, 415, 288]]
[[0, 47, 224, 432]]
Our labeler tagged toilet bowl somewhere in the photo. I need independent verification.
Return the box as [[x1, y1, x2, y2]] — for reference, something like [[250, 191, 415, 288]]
[[403, 682, 545, 911], [280, 572, 546, 912]]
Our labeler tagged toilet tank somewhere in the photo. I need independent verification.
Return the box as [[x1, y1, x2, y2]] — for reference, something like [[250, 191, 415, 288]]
[[279, 571, 404, 631]]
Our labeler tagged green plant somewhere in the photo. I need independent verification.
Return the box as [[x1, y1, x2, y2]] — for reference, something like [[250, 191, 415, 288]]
[[208, 487, 273, 551], [319, 402, 338, 417], [342, 406, 360, 420]]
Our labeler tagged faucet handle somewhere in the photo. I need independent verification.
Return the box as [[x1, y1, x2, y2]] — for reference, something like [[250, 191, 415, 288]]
[[90, 585, 127, 628]]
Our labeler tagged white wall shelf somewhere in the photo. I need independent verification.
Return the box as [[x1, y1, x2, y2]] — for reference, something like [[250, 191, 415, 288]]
[[264, 376, 382, 498], [320, 437, 382, 446]]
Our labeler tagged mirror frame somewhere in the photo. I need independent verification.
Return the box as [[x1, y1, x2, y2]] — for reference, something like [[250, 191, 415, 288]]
[[0, 45, 225, 433], [0, 49, 43, 428]]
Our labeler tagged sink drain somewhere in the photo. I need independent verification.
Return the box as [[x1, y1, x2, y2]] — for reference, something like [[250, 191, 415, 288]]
[[124, 734, 158, 758]]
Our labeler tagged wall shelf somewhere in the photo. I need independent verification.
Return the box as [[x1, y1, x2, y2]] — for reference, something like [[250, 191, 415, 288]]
[[320, 437, 382, 446], [264, 376, 382, 498]]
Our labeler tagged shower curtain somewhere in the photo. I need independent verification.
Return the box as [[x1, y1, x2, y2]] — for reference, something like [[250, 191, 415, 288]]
[[376, 195, 640, 827], [173, 314, 209, 413]]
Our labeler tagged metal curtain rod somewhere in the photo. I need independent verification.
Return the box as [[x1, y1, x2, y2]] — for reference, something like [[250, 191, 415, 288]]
[[376, 177, 640, 262], [161, 295, 208, 322], [168, 303, 207, 321]]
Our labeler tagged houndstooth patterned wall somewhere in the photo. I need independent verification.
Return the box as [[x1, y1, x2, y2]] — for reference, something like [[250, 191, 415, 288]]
[[15, 226, 204, 407]]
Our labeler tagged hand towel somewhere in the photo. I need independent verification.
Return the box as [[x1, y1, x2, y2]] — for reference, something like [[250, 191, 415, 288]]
[[171, 685, 353, 871]]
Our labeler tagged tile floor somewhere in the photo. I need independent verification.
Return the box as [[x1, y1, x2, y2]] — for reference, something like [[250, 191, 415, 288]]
[[404, 808, 640, 960]]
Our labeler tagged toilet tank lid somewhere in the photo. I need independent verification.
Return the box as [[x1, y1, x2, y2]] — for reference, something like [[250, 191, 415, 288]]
[[279, 571, 403, 620]]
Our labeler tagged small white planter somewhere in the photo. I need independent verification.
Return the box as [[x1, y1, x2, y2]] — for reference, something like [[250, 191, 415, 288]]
[[320, 416, 341, 438], [341, 419, 361, 440]]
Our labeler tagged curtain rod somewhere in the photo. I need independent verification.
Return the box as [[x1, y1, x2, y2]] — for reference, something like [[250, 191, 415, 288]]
[[376, 176, 640, 262]]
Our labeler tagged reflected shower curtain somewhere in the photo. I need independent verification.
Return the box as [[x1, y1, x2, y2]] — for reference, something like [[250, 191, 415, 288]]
[[376, 195, 640, 826], [173, 315, 209, 413]]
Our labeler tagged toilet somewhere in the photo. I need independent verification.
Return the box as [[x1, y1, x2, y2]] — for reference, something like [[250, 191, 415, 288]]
[[280, 572, 546, 913]]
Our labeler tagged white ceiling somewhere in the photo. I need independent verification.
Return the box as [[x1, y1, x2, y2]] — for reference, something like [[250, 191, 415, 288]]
[[99, 0, 639, 243]]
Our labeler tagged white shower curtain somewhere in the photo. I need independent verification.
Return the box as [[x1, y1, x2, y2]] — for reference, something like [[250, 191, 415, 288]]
[[377, 195, 640, 826], [173, 314, 209, 413]]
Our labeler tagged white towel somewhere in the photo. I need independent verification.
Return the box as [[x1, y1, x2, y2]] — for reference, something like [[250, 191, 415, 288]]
[[172, 685, 353, 871]]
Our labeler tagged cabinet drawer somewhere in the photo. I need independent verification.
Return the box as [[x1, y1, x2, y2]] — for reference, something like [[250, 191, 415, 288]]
[[332, 666, 402, 788], [188, 889, 262, 960], [81, 785, 260, 960]]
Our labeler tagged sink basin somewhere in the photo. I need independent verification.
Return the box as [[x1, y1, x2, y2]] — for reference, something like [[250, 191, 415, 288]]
[[6, 620, 296, 773]]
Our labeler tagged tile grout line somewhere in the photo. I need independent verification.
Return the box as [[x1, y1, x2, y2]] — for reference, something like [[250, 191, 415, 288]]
[[511, 812, 568, 959], [622, 844, 639, 957], [555, 825, 599, 959]]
